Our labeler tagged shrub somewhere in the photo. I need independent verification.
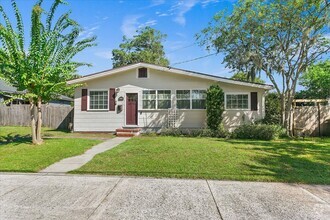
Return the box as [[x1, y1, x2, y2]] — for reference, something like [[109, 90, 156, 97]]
[[206, 84, 225, 131], [262, 93, 281, 125], [161, 127, 229, 138], [232, 124, 283, 140]]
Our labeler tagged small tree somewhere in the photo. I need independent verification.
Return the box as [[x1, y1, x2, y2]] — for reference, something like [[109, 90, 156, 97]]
[[231, 72, 265, 84], [299, 61, 330, 99], [199, 0, 330, 135], [0, 0, 96, 144], [263, 93, 281, 125], [112, 26, 169, 68], [206, 84, 224, 130]]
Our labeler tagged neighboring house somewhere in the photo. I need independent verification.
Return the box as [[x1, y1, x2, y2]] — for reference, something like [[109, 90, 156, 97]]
[[0, 79, 73, 106], [0, 79, 26, 104], [68, 63, 273, 132]]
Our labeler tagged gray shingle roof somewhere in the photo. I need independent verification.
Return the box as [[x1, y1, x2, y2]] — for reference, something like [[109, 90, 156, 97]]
[[0, 79, 17, 93]]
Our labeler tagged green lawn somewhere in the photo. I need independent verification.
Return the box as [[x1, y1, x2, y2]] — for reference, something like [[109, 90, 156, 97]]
[[73, 136, 330, 184], [0, 126, 103, 172]]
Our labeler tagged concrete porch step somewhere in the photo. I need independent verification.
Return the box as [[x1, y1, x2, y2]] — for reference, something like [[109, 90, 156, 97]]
[[116, 128, 141, 133], [116, 128, 140, 137]]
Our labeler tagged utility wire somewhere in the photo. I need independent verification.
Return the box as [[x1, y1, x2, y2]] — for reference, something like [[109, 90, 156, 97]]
[[171, 52, 217, 66], [166, 43, 196, 54]]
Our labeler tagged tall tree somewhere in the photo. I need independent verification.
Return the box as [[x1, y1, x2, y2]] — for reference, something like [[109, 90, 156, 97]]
[[0, 0, 96, 144], [199, 0, 330, 134], [112, 26, 169, 68], [298, 60, 330, 99], [231, 72, 265, 84]]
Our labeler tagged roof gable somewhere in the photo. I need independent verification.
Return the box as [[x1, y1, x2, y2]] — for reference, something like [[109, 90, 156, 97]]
[[67, 63, 273, 90]]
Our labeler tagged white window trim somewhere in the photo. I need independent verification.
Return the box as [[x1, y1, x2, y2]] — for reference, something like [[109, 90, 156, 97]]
[[136, 67, 149, 79], [87, 89, 109, 111], [224, 92, 250, 111], [142, 89, 171, 110], [175, 89, 207, 110]]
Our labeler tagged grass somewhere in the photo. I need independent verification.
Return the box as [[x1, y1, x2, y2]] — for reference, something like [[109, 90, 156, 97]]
[[73, 136, 330, 184], [0, 126, 104, 172]]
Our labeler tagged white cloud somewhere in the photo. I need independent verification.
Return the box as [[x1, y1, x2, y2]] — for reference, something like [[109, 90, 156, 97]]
[[138, 19, 158, 28], [95, 51, 113, 60], [79, 25, 100, 39], [150, 0, 165, 7], [121, 15, 143, 38], [158, 13, 170, 17], [201, 0, 219, 7], [170, 0, 198, 26], [121, 15, 158, 37]]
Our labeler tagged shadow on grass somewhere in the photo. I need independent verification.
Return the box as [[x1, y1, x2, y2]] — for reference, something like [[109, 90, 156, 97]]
[[0, 133, 31, 145], [225, 139, 330, 184]]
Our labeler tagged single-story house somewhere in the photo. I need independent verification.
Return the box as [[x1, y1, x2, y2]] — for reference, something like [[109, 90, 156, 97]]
[[68, 63, 273, 132], [0, 79, 73, 106]]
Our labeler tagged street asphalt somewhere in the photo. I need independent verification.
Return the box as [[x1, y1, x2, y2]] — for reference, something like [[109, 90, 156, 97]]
[[0, 173, 329, 220]]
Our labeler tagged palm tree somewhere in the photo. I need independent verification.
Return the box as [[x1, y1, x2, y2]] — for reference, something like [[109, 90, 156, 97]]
[[0, 0, 96, 144]]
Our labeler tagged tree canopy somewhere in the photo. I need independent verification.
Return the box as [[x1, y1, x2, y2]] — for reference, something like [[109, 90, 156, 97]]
[[199, 0, 330, 134], [297, 60, 330, 99], [112, 26, 169, 68], [230, 72, 265, 84], [0, 0, 96, 144]]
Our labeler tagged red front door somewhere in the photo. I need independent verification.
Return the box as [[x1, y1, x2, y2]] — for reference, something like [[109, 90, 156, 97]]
[[126, 93, 138, 125]]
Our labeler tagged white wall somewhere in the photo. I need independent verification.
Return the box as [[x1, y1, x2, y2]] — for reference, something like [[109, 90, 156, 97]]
[[74, 68, 266, 132]]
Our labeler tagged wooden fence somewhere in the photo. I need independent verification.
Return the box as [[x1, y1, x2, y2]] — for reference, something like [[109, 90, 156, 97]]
[[0, 105, 73, 130], [293, 105, 330, 136]]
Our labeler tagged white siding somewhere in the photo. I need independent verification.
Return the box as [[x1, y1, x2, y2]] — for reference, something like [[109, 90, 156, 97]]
[[73, 68, 267, 132]]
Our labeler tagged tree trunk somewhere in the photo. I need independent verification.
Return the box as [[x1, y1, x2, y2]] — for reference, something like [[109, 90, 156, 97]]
[[30, 102, 38, 144], [36, 98, 43, 144]]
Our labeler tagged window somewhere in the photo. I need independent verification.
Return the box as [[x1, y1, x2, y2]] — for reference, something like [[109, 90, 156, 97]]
[[138, 67, 148, 78], [176, 90, 191, 109], [157, 90, 171, 109], [226, 94, 249, 110], [89, 90, 108, 110], [192, 90, 206, 109], [176, 90, 207, 109], [142, 90, 156, 109], [142, 90, 171, 109]]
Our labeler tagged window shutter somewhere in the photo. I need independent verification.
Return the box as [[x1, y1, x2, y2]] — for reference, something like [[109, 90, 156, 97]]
[[109, 88, 116, 111], [81, 89, 88, 111], [251, 92, 258, 111]]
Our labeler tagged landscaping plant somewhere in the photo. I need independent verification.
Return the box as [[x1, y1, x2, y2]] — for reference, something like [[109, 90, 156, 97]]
[[0, 0, 96, 144], [206, 84, 225, 131], [199, 0, 330, 135]]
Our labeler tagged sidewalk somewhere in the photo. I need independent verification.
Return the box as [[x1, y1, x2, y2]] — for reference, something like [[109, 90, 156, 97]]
[[40, 137, 130, 173], [0, 173, 329, 220]]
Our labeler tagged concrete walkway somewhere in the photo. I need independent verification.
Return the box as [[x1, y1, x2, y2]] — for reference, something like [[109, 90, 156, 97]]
[[40, 137, 130, 173], [0, 173, 329, 220]]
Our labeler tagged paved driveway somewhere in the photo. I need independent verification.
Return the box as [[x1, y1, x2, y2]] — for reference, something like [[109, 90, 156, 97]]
[[0, 173, 329, 219]]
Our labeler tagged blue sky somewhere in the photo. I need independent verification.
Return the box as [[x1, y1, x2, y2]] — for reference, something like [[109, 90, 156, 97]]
[[2, 0, 328, 89], [0, 0, 238, 77]]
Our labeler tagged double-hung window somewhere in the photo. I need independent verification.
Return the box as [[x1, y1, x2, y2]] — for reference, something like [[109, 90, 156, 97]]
[[142, 90, 171, 109], [176, 90, 206, 109], [142, 90, 156, 109], [157, 90, 171, 109], [89, 90, 108, 110], [226, 94, 249, 110], [192, 90, 206, 109], [176, 90, 191, 109]]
